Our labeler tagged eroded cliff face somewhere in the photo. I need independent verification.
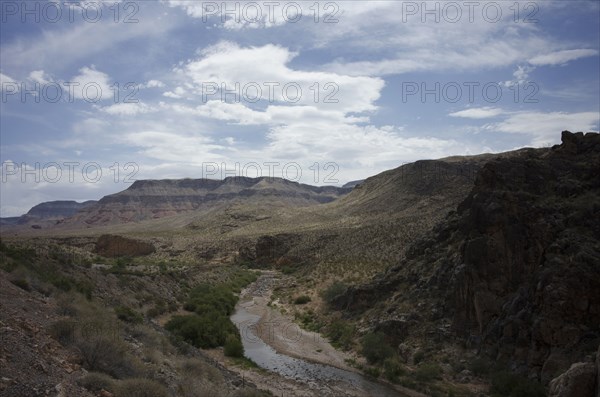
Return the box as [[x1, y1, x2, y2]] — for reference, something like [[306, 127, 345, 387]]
[[449, 131, 600, 381], [334, 131, 600, 384]]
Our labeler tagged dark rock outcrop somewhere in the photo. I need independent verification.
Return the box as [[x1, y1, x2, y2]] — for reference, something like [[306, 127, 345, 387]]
[[549, 362, 597, 397], [94, 234, 155, 257], [334, 131, 600, 382]]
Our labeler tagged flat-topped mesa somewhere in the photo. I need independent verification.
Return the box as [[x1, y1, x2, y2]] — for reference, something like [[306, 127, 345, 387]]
[[68, 177, 352, 226]]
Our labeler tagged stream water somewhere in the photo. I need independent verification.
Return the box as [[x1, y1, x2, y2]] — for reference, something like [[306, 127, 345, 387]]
[[231, 296, 406, 396]]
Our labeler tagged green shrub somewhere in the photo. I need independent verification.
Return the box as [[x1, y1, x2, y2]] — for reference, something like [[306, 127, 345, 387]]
[[415, 363, 442, 382], [114, 378, 168, 397], [76, 337, 137, 378], [413, 350, 426, 364], [10, 278, 31, 291], [321, 281, 347, 304], [224, 334, 244, 358], [491, 371, 545, 397], [363, 366, 381, 378], [361, 332, 393, 364], [293, 295, 311, 304], [383, 357, 405, 383], [469, 356, 492, 377], [325, 319, 355, 350], [115, 306, 143, 324], [77, 371, 115, 392], [166, 313, 238, 349], [49, 319, 77, 345]]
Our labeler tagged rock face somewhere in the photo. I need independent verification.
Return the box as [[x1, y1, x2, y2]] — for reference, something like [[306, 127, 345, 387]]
[[94, 234, 156, 257], [549, 362, 596, 397], [596, 345, 600, 397], [68, 177, 351, 225], [334, 131, 600, 382]]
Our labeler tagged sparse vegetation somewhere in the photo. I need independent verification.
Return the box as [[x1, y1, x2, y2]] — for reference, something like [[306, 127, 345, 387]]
[[321, 281, 347, 305], [114, 378, 168, 397], [360, 332, 393, 364], [78, 371, 116, 393], [490, 371, 546, 397], [115, 305, 143, 324], [324, 318, 355, 350], [293, 295, 311, 304]]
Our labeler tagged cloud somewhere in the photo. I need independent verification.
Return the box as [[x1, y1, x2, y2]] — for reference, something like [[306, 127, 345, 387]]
[[449, 107, 504, 119], [28, 70, 52, 85], [491, 111, 599, 146], [529, 49, 599, 66], [173, 41, 384, 114], [141, 80, 165, 89], [99, 102, 155, 116], [67, 66, 113, 101]]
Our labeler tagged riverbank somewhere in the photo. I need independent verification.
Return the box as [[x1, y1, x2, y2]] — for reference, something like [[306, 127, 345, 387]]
[[241, 271, 358, 372], [227, 271, 419, 397]]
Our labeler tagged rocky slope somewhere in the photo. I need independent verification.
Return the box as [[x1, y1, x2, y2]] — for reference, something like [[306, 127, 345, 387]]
[[65, 177, 351, 226], [333, 131, 600, 388]]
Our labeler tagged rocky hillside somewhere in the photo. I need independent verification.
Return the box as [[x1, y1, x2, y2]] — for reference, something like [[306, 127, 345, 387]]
[[333, 131, 600, 389], [65, 177, 351, 226]]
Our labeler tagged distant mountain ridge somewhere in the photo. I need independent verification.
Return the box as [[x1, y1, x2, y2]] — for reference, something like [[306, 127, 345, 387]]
[[0, 200, 97, 227], [65, 177, 352, 226]]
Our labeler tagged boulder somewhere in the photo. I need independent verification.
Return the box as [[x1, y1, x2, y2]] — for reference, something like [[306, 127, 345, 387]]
[[549, 362, 596, 397]]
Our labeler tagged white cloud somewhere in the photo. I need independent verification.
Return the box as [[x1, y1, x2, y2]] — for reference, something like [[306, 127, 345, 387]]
[[28, 70, 52, 85], [529, 49, 598, 66], [100, 102, 155, 116], [67, 66, 113, 101], [174, 42, 384, 114], [449, 107, 505, 119], [141, 80, 165, 89], [491, 111, 600, 146]]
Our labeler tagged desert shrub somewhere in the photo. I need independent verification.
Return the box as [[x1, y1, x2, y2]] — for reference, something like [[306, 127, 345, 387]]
[[185, 284, 237, 315], [383, 357, 405, 383], [76, 336, 137, 378], [10, 278, 31, 291], [490, 371, 545, 397], [77, 371, 115, 392], [231, 389, 272, 397], [180, 358, 224, 384], [49, 319, 77, 345], [361, 332, 393, 364], [469, 356, 492, 377], [115, 306, 143, 324], [363, 366, 381, 378], [114, 378, 168, 397], [321, 281, 347, 304], [415, 362, 442, 382], [413, 350, 426, 364], [293, 295, 311, 304], [224, 334, 245, 358], [166, 313, 238, 349], [325, 319, 355, 350]]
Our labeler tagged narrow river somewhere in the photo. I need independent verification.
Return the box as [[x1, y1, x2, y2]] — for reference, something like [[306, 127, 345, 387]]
[[231, 275, 407, 397]]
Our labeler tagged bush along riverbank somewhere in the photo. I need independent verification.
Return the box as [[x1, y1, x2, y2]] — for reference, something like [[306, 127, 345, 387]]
[[166, 269, 258, 358]]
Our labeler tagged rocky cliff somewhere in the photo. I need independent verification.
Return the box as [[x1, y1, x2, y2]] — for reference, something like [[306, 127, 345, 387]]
[[334, 131, 600, 387]]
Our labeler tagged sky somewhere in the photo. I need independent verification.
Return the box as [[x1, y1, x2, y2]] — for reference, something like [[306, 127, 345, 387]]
[[1, 0, 599, 216]]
